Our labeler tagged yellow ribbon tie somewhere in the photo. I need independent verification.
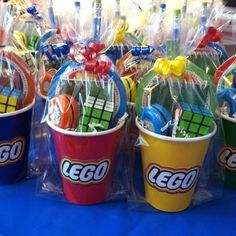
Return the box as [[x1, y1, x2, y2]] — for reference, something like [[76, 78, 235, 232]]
[[153, 56, 187, 77], [114, 20, 129, 44]]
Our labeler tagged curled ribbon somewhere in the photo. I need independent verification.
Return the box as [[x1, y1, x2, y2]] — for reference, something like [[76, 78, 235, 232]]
[[85, 60, 112, 75], [70, 42, 111, 75], [131, 45, 154, 56], [197, 27, 223, 49], [114, 18, 129, 44], [26, 6, 42, 20], [41, 41, 72, 61], [153, 56, 187, 77], [80, 43, 105, 60]]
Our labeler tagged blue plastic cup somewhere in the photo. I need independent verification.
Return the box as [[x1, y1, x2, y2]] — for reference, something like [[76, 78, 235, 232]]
[[0, 101, 34, 184]]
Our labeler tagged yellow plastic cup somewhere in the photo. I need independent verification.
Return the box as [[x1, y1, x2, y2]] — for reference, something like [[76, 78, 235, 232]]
[[136, 118, 217, 212]]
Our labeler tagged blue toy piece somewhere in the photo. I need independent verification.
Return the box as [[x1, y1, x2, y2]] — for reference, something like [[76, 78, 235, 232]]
[[41, 44, 54, 61], [131, 46, 154, 57], [60, 41, 73, 55], [26, 5, 42, 19], [51, 44, 62, 58], [140, 104, 172, 136], [40, 41, 72, 62], [27, 6, 39, 15], [217, 88, 236, 117]]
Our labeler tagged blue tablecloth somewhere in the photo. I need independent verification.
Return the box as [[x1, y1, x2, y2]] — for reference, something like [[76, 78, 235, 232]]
[[0, 178, 235, 236]]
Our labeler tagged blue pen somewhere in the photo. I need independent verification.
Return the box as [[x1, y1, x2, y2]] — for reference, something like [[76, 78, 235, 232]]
[[159, 3, 166, 30], [173, 9, 181, 42], [171, 9, 181, 58], [160, 3, 166, 24], [93, 0, 102, 43], [48, 0, 56, 28], [200, 2, 208, 36], [182, 0, 187, 17], [115, 0, 120, 19], [166, 9, 181, 59], [156, 3, 166, 45], [74, 1, 81, 37], [54, 15, 60, 29]]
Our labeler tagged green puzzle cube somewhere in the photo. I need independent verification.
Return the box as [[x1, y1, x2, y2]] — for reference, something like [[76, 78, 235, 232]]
[[77, 85, 114, 133], [175, 102, 213, 138]]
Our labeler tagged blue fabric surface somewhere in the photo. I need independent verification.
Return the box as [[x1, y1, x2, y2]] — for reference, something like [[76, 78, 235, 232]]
[[0, 178, 235, 236]]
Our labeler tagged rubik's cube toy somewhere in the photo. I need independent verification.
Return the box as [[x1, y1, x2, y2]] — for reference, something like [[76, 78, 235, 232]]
[[0, 86, 21, 114], [18, 51, 35, 75], [78, 86, 114, 133], [174, 102, 214, 138], [27, 35, 39, 51]]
